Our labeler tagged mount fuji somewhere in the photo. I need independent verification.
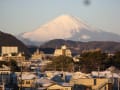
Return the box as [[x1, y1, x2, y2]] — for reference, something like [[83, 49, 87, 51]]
[[19, 15, 120, 46]]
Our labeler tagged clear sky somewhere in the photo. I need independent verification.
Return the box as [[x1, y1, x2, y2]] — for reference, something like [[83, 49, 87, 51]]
[[0, 0, 120, 35]]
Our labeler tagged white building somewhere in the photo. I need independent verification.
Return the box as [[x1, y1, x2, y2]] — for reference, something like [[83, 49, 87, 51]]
[[1, 46, 18, 55], [54, 45, 72, 57]]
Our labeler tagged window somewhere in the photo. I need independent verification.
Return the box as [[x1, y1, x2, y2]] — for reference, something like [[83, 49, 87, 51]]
[[26, 80, 30, 84]]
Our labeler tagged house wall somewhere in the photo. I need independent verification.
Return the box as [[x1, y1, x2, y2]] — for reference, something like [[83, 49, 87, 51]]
[[2, 46, 18, 55], [18, 79, 34, 88], [70, 78, 110, 90], [47, 84, 71, 90]]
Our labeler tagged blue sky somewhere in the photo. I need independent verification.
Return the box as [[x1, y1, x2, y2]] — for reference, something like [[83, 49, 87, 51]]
[[0, 0, 120, 35]]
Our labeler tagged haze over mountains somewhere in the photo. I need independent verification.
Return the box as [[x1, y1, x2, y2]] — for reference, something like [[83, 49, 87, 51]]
[[1, 30, 120, 55], [40, 39, 120, 54], [19, 14, 120, 46], [1, 13, 120, 55]]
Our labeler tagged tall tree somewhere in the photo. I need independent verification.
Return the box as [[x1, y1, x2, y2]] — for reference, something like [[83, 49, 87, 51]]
[[79, 51, 107, 73], [46, 55, 74, 71]]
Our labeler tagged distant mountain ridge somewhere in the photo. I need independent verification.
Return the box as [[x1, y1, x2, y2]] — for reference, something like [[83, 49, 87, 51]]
[[40, 39, 120, 54], [0, 31, 30, 58], [18, 14, 120, 46]]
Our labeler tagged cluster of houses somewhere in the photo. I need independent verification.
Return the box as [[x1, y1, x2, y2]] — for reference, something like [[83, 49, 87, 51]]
[[0, 45, 120, 90], [0, 66, 119, 90]]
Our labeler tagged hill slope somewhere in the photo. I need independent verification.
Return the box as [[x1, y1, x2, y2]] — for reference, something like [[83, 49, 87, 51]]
[[0, 31, 30, 58], [40, 39, 120, 54]]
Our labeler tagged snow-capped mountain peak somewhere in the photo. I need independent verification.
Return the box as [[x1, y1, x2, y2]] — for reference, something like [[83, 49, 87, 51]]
[[22, 14, 96, 41], [47, 14, 88, 29], [20, 14, 120, 45]]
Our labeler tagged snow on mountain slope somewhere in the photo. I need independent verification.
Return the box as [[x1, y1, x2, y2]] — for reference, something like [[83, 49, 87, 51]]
[[20, 14, 120, 44], [21, 15, 98, 41]]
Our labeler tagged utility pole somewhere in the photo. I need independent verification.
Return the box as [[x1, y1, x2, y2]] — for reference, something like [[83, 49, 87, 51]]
[[118, 78, 119, 90], [20, 62, 22, 90], [61, 63, 63, 72], [2, 72, 5, 90], [55, 64, 56, 71], [97, 66, 100, 78], [79, 66, 80, 72]]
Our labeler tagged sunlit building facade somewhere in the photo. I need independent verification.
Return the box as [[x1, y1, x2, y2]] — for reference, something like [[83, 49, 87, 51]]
[[54, 45, 72, 57]]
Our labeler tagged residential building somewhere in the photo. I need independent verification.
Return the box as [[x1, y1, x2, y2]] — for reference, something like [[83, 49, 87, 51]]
[[2, 52, 25, 63], [0, 65, 10, 84], [1, 46, 18, 55], [82, 48, 101, 53], [31, 49, 46, 60], [47, 83, 72, 90], [70, 78, 112, 90], [18, 72, 36, 89], [54, 45, 72, 57]]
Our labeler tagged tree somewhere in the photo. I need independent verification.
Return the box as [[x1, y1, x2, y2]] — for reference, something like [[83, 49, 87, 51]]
[[0, 61, 8, 67], [78, 51, 107, 73], [0, 60, 20, 71], [46, 55, 74, 71], [113, 51, 120, 68], [9, 60, 20, 72]]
